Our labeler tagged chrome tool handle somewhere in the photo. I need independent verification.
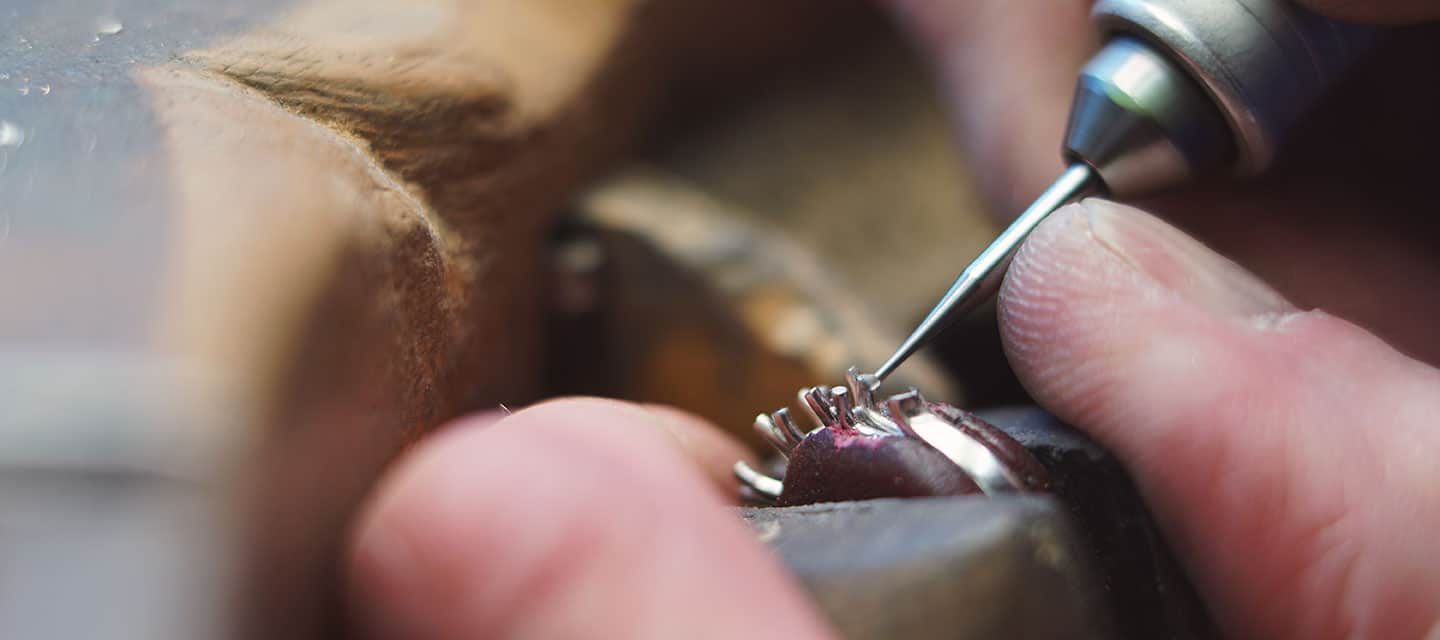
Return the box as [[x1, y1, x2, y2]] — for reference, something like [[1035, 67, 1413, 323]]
[[1092, 0, 1378, 175]]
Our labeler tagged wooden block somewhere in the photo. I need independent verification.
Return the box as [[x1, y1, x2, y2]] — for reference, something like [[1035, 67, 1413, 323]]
[[0, 0, 872, 636]]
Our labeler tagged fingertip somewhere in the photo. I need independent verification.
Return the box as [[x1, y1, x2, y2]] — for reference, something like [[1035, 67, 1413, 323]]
[[999, 201, 1145, 426], [998, 199, 1440, 637], [640, 403, 758, 495], [1000, 199, 1300, 417], [348, 399, 657, 639], [1000, 199, 1317, 462], [511, 398, 755, 498], [348, 399, 832, 640], [348, 500, 434, 639], [436, 409, 506, 435]]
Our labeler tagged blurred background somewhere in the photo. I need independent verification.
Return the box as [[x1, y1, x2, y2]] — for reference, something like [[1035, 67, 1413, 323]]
[[0, 1, 1027, 637]]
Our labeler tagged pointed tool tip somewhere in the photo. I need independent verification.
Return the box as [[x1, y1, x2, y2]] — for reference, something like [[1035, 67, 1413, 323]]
[[870, 164, 1099, 383]]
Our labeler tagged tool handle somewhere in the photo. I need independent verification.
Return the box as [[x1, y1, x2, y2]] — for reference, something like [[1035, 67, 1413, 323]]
[[1092, 0, 1379, 174]]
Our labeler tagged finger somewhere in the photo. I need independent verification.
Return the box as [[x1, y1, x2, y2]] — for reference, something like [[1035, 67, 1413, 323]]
[[347, 398, 831, 640], [881, 0, 1095, 213], [640, 402, 761, 496], [467, 403, 758, 497], [998, 200, 1440, 639], [1298, 0, 1440, 23]]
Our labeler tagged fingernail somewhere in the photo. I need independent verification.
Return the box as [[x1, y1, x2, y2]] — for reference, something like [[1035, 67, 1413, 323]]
[[1082, 199, 1295, 317]]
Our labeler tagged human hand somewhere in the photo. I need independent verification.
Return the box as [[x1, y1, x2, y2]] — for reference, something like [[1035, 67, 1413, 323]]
[[347, 3, 1440, 638], [346, 399, 838, 640], [882, 0, 1440, 637]]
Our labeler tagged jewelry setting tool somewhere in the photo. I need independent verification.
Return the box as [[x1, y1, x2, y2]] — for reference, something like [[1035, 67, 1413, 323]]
[[873, 0, 1378, 382]]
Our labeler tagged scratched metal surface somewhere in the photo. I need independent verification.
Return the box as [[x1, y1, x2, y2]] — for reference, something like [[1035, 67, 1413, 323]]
[[0, 0, 291, 347], [744, 497, 1112, 640]]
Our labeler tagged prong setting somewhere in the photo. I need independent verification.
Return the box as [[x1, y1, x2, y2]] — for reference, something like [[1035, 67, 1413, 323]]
[[830, 386, 854, 430], [744, 368, 1041, 506], [755, 413, 792, 458], [773, 408, 806, 444], [846, 367, 875, 410], [800, 387, 834, 428], [734, 461, 783, 504], [884, 390, 925, 437]]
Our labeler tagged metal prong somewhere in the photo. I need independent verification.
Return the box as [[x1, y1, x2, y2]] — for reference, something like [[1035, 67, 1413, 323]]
[[773, 408, 806, 443], [884, 389, 927, 437], [800, 387, 835, 428], [858, 372, 882, 393], [734, 461, 783, 501], [853, 404, 903, 436], [754, 413, 793, 456], [830, 386, 854, 429], [880, 389, 1013, 495], [902, 412, 1014, 496], [846, 367, 875, 410]]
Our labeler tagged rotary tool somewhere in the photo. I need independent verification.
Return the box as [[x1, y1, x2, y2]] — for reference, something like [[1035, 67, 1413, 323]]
[[875, 0, 1378, 382]]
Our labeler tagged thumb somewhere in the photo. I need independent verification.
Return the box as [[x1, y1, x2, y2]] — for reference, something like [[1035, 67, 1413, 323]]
[[346, 399, 835, 640], [999, 200, 1440, 639]]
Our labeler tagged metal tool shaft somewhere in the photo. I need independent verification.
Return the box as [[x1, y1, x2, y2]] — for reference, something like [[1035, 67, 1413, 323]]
[[872, 0, 1379, 382], [873, 165, 1099, 382]]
